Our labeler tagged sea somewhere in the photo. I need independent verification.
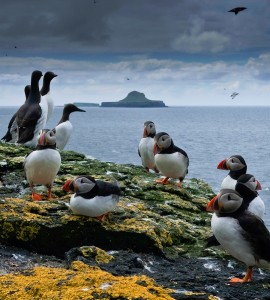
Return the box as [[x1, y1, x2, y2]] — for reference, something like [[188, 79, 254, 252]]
[[1, 106, 270, 228]]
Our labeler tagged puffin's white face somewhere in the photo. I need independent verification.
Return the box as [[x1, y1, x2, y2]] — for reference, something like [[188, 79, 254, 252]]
[[145, 122, 156, 136], [74, 177, 95, 194], [38, 129, 56, 146], [240, 176, 261, 191], [216, 190, 243, 214], [226, 156, 246, 171], [156, 134, 171, 150]]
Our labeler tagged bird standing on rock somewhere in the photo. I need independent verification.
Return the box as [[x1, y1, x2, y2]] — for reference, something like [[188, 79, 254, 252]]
[[138, 121, 158, 173], [217, 155, 247, 190], [53, 104, 85, 150], [62, 175, 121, 221], [24, 129, 61, 201], [153, 132, 189, 187], [207, 188, 270, 283], [16, 70, 45, 148]]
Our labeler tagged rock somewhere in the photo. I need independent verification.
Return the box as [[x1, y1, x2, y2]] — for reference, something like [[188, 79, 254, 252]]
[[0, 142, 214, 259]]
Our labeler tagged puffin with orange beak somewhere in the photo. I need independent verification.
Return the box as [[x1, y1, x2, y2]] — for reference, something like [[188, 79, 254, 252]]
[[62, 175, 121, 221], [24, 129, 61, 201], [217, 155, 247, 190], [153, 132, 189, 187], [138, 121, 158, 173], [206, 173, 264, 248], [206, 188, 270, 284]]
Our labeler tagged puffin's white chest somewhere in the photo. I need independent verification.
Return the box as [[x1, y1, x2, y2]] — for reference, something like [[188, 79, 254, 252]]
[[24, 149, 61, 186], [138, 137, 155, 169], [211, 214, 256, 266], [55, 121, 72, 150], [70, 194, 119, 217], [155, 152, 188, 178], [248, 196, 265, 220], [220, 175, 236, 190]]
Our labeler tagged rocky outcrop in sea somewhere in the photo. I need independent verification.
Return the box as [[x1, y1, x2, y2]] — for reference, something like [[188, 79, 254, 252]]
[[0, 142, 269, 299]]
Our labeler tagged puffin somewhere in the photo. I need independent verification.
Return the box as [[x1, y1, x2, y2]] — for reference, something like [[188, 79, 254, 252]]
[[217, 155, 247, 190], [53, 103, 85, 150], [1, 85, 31, 143], [24, 129, 61, 201], [40, 71, 58, 123], [236, 174, 264, 219], [206, 174, 263, 248], [16, 70, 46, 148], [62, 175, 121, 221], [153, 132, 189, 187], [138, 121, 158, 173], [206, 189, 270, 283]]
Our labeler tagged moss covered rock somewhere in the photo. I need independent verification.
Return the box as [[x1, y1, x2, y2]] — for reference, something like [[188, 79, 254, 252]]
[[0, 142, 215, 258]]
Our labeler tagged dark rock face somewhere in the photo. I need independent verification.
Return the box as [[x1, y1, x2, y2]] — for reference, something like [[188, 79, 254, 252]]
[[101, 91, 167, 107]]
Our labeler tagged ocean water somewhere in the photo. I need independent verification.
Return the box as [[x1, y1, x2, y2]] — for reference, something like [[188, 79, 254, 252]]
[[1, 106, 270, 228]]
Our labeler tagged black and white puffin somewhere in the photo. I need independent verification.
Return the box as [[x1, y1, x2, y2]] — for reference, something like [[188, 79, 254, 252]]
[[16, 70, 46, 148], [153, 132, 189, 187], [40, 71, 58, 123], [62, 175, 121, 221], [1, 85, 31, 143], [138, 121, 158, 173], [24, 129, 61, 201], [217, 155, 247, 189], [207, 189, 270, 283], [53, 103, 85, 150], [206, 174, 264, 248]]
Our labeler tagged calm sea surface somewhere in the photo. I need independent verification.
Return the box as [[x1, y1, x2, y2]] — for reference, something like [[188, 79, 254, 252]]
[[1, 106, 270, 228]]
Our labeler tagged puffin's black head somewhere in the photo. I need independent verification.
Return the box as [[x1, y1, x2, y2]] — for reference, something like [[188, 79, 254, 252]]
[[37, 129, 56, 146], [143, 121, 156, 138], [236, 173, 262, 199], [153, 132, 172, 154], [217, 154, 246, 172]]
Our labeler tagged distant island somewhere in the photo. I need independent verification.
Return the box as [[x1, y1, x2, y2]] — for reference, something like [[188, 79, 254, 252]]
[[73, 102, 99, 107], [101, 91, 167, 108]]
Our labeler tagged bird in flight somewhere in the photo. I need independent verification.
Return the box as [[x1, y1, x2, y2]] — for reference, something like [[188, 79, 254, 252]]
[[228, 7, 247, 15], [230, 92, 239, 99]]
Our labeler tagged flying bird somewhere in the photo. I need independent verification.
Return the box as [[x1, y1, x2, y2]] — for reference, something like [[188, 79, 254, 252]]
[[230, 92, 239, 99], [228, 7, 247, 15]]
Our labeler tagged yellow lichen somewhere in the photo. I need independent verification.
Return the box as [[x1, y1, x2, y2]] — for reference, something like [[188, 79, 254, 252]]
[[0, 261, 174, 300], [1, 222, 14, 239], [16, 223, 40, 241], [80, 246, 114, 264]]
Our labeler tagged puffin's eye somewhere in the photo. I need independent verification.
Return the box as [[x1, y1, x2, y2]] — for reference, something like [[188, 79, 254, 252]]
[[227, 195, 231, 201], [162, 137, 165, 141], [231, 159, 234, 163]]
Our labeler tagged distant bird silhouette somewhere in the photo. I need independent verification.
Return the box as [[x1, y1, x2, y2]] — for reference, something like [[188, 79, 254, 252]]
[[126, 78, 130, 80], [230, 92, 239, 99], [228, 7, 247, 15]]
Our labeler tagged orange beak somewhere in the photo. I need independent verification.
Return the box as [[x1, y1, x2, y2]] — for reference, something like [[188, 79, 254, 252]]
[[217, 159, 228, 170], [62, 179, 73, 192], [256, 180, 262, 191], [206, 195, 218, 212], [153, 143, 157, 155]]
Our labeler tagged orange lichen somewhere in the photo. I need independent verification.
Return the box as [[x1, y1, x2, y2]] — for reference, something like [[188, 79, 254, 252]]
[[0, 261, 174, 300]]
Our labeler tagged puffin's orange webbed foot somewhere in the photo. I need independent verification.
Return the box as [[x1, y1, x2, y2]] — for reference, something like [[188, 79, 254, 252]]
[[47, 188, 53, 200], [32, 192, 43, 201], [96, 212, 109, 222], [229, 267, 253, 284], [155, 177, 169, 185]]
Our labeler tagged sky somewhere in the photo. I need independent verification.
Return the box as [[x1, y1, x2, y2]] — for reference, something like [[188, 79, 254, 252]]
[[1, 0, 270, 106]]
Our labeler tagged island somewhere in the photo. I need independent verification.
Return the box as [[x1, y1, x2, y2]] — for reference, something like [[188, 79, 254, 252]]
[[101, 91, 167, 108], [73, 102, 99, 107]]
